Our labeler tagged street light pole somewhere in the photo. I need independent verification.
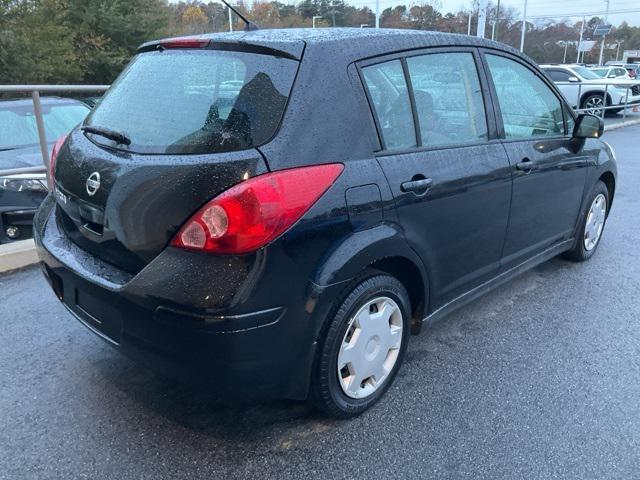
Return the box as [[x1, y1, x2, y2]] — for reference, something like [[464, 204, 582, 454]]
[[563, 42, 568, 63], [520, 0, 528, 52], [467, 11, 472, 35], [493, 0, 501, 41], [331, 1, 336, 27], [477, 0, 487, 38], [228, 6, 233, 32], [598, 0, 610, 66], [616, 39, 623, 61], [577, 16, 585, 63], [375, 0, 380, 28]]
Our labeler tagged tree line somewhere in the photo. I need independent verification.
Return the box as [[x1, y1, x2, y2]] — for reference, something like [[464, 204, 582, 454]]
[[2, 0, 640, 85]]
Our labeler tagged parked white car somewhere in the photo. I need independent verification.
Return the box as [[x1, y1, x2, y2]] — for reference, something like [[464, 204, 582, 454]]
[[540, 64, 640, 116], [590, 66, 633, 80]]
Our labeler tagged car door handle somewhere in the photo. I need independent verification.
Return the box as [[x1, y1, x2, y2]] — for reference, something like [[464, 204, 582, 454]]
[[401, 177, 433, 193], [515, 158, 536, 173]]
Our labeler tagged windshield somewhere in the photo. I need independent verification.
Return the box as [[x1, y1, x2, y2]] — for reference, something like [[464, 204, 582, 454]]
[[0, 102, 89, 151], [572, 66, 602, 80], [85, 50, 299, 154]]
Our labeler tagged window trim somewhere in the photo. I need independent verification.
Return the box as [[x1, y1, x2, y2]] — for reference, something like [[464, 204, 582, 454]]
[[356, 46, 497, 155], [478, 48, 576, 141], [359, 58, 417, 151]]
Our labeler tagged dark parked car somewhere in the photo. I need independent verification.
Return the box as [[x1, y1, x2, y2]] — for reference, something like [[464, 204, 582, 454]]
[[34, 29, 617, 417], [0, 97, 90, 243]]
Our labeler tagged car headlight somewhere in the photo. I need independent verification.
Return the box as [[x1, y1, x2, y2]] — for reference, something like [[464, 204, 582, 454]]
[[0, 175, 48, 193]]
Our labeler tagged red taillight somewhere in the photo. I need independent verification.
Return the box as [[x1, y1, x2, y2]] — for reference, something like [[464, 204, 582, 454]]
[[160, 37, 210, 49], [49, 134, 67, 185], [171, 164, 344, 254]]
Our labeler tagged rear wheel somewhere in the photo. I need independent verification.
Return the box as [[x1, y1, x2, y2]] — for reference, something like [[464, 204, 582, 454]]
[[309, 274, 410, 418], [563, 180, 609, 262]]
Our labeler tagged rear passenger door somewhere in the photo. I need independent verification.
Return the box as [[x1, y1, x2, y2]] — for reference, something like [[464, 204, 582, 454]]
[[359, 49, 513, 308], [482, 52, 589, 269]]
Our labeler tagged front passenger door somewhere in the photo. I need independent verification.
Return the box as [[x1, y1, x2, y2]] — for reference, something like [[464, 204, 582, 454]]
[[484, 53, 590, 269]]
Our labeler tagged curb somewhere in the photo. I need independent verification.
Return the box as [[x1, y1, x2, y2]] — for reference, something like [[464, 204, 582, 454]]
[[1, 119, 639, 276], [604, 118, 640, 132], [0, 239, 38, 274]]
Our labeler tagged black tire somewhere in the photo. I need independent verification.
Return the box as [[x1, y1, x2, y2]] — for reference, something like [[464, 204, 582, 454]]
[[309, 273, 411, 418], [563, 180, 609, 262], [581, 94, 607, 116]]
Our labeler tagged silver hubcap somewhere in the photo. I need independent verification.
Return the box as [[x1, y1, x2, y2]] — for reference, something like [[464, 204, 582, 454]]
[[584, 193, 607, 251], [585, 96, 605, 116], [337, 297, 403, 399]]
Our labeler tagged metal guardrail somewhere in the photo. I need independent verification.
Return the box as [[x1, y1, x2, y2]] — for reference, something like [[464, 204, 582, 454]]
[[0, 85, 109, 182], [554, 80, 640, 121]]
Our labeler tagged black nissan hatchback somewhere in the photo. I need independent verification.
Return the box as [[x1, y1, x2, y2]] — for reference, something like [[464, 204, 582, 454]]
[[34, 29, 617, 417]]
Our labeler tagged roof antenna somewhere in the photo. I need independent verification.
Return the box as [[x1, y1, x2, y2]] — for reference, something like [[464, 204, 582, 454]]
[[219, 0, 260, 31]]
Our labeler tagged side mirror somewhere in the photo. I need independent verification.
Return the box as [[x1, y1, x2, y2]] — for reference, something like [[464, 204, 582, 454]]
[[573, 114, 604, 139], [568, 76, 580, 82]]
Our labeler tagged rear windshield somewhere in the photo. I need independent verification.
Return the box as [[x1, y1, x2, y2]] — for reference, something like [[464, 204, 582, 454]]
[[85, 50, 298, 154]]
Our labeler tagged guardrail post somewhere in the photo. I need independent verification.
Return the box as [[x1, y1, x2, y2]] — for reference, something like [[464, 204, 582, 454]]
[[623, 87, 629, 124], [602, 84, 608, 119], [31, 90, 51, 185]]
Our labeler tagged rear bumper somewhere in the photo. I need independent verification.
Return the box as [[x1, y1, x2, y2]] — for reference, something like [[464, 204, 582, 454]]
[[34, 195, 341, 402]]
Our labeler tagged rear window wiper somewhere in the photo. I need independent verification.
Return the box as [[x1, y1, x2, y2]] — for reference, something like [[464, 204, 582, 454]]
[[81, 125, 131, 146]]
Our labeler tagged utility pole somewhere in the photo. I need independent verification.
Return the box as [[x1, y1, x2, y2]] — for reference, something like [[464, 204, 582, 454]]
[[228, 6, 233, 32], [375, 0, 380, 28], [492, 0, 501, 41], [598, 0, 610, 66], [577, 16, 585, 63], [520, 0, 528, 52], [467, 12, 472, 35], [477, 0, 487, 38]]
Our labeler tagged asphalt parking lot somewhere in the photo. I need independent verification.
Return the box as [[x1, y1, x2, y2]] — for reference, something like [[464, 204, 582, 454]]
[[2, 126, 640, 479], [604, 108, 640, 128]]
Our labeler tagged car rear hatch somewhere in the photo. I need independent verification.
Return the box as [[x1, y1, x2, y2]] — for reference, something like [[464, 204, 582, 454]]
[[52, 38, 302, 274]]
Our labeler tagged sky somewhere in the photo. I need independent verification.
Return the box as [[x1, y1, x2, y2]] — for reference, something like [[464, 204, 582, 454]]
[[171, 0, 640, 28], [346, 0, 640, 28]]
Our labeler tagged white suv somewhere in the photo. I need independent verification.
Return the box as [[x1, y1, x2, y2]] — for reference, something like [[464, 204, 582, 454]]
[[541, 64, 640, 116]]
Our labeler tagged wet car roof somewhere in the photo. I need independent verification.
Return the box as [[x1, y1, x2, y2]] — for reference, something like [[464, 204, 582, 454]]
[[144, 28, 522, 63]]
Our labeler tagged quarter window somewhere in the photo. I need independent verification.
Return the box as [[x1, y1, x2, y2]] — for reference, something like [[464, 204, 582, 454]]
[[406, 52, 488, 147], [362, 60, 416, 150], [487, 55, 564, 139]]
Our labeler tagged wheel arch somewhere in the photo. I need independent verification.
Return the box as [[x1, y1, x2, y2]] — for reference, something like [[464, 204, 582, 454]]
[[311, 223, 430, 334], [580, 90, 612, 108], [599, 170, 616, 215]]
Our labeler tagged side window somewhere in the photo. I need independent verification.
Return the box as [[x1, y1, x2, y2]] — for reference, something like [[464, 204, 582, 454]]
[[615, 68, 627, 77], [406, 52, 488, 147], [486, 55, 564, 139], [362, 60, 416, 150], [546, 70, 571, 82]]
